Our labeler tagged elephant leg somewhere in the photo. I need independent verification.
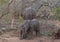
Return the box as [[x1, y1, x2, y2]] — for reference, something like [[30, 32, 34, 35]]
[[36, 28, 40, 37], [20, 30, 23, 40]]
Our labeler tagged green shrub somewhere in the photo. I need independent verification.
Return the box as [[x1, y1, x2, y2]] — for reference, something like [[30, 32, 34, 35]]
[[0, 0, 9, 5], [53, 6, 60, 20]]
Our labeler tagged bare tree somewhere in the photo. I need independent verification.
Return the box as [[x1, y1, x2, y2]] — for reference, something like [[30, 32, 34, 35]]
[[0, 0, 13, 19]]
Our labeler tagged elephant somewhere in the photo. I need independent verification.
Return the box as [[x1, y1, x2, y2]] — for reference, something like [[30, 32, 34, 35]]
[[21, 7, 36, 20], [19, 19, 40, 39], [19, 20, 31, 39], [54, 29, 60, 39], [30, 19, 40, 36]]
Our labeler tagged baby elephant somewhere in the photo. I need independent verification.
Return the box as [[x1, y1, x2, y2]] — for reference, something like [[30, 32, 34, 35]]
[[30, 19, 40, 37], [20, 20, 31, 39]]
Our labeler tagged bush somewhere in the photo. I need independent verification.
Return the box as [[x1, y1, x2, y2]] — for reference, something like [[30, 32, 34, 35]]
[[53, 6, 60, 20], [39, 20, 57, 36]]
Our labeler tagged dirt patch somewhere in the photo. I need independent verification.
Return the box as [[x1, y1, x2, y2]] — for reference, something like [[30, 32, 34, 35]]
[[0, 30, 60, 42]]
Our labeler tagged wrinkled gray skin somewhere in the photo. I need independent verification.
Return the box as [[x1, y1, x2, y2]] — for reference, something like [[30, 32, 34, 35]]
[[20, 19, 40, 39], [21, 7, 36, 20], [30, 19, 40, 36], [20, 20, 31, 39]]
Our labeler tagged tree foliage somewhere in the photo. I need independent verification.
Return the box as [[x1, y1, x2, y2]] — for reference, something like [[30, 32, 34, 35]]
[[0, 0, 9, 5], [53, 6, 60, 20]]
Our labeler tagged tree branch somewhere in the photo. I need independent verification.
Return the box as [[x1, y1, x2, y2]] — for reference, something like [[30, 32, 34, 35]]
[[0, 0, 13, 19]]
